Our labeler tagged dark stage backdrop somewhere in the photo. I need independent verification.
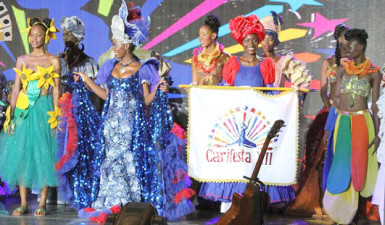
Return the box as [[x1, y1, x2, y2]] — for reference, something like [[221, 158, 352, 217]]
[[1, 0, 384, 166]]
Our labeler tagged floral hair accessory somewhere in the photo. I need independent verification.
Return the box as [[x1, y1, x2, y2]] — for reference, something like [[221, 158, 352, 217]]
[[229, 14, 265, 45], [22, 18, 60, 44], [45, 19, 60, 43]]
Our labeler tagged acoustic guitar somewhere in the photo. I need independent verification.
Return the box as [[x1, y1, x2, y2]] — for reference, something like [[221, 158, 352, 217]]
[[217, 119, 285, 225]]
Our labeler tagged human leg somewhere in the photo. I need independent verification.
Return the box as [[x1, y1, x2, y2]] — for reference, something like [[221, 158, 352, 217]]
[[34, 186, 48, 216], [12, 186, 28, 215]]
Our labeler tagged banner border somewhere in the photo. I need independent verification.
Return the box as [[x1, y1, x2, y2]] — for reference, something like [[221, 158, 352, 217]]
[[186, 86, 300, 185]]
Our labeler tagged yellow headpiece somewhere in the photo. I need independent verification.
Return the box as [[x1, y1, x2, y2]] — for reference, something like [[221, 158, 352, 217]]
[[22, 18, 60, 44]]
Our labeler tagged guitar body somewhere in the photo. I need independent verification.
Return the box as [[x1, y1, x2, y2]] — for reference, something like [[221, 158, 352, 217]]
[[217, 120, 284, 225], [217, 183, 269, 225]]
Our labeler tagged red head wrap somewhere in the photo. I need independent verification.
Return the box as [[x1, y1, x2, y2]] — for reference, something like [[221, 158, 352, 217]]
[[229, 14, 265, 45]]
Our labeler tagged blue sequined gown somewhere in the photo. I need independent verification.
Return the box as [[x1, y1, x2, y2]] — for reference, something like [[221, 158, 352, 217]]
[[92, 59, 162, 210], [56, 56, 101, 209], [92, 74, 142, 208], [80, 58, 195, 220]]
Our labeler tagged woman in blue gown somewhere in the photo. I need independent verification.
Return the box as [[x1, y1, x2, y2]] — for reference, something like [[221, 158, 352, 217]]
[[75, 2, 194, 221]]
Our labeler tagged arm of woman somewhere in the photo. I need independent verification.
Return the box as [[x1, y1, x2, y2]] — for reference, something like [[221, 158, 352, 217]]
[[73, 72, 107, 100], [191, 59, 198, 85], [320, 58, 331, 110], [332, 66, 344, 109], [51, 57, 61, 108], [370, 71, 382, 152], [10, 57, 24, 115], [142, 80, 168, 106]]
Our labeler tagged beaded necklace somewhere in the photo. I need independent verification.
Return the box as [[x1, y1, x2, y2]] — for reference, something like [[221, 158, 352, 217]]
[[193, 43, 224, 73], [341, 57, 379, 76], [120, 58, 136, 73]]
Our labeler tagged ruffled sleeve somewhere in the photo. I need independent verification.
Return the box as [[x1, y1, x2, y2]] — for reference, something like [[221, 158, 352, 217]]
[[95, 58, 117, 88], [222, 56, 240, 86], [260, 57, 276, 85], [82, 57, 98, 79], [139, 59, 161, 93]]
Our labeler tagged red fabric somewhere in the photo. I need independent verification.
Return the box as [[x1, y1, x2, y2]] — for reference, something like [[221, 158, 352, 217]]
[[84, 208, 96, 213], [260, 57, 276, 85], [222, 56, 240, 86], [110, 205, 121, 214], [170, 123, 185, 139], [55, 93, 78, 171], [351, 114, 368, 191], [90, 212, 107, 224], [229, 14, 265, 44], [173, 188, 196, 204], [172, 169, 187, 184]]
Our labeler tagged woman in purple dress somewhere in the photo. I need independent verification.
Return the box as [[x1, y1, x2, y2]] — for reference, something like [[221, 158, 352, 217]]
[[198, 14, 276, 212]]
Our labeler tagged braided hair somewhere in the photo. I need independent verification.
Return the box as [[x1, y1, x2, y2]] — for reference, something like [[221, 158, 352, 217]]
[[333, 24, 350, 66], [204, 14, 221, 40], [344, 28, 368, 51], [64, 41, 89, 69]]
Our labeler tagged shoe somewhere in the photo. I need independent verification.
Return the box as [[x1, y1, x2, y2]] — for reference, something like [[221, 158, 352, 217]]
[[12, 206, 28, 216], [34, 207, 46, 216]]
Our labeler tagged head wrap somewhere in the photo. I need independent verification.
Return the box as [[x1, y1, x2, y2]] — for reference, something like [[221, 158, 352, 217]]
[[110, 0, 150, 46], [261, 11, 283, 46], [60, 16, 85, 41], [229, 14, 265, 45]]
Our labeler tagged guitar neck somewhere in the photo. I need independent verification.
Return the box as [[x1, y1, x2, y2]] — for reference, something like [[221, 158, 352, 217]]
[[250, 136, 272, 180], [250, 119, 284, 181]]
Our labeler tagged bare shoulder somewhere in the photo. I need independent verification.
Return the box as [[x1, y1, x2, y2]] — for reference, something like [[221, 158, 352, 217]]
[[322, 56, 335, 66], [220, 52, 231, 62], [47, 53, 60, 64], [371, 70, 382, 80], [16, 55, 28, 64]]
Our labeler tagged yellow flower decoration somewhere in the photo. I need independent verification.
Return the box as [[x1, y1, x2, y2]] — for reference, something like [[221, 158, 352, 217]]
[[45, 19, 60, 44], [21, 18, 60, 44], [13, 63, 34, 90], [21, 18, 32, 34], [47, 106, 61, 129], [3, 106, 12, 132], [36, 65, 60, 90]]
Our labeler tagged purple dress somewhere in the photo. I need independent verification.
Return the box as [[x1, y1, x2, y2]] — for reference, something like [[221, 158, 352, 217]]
[[198, 57, 295, 204]]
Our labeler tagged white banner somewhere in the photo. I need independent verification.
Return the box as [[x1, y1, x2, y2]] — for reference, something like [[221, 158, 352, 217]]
[[187, 86, 299, 185]]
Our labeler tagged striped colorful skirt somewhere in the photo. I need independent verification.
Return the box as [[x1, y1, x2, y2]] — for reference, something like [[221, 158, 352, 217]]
[[323, 109, 378, 224]]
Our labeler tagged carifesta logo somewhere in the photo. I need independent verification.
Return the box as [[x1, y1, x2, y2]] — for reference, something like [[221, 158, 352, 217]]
[[206, 105, 276, 164]]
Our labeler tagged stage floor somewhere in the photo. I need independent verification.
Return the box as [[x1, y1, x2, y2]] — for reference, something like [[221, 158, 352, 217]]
[[0, 194, 380, 225]]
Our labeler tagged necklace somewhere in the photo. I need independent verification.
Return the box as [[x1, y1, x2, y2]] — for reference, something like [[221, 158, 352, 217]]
[[193, 43, 224, 73], [341, 57, 379, 76], [120, 58, 136, 73]]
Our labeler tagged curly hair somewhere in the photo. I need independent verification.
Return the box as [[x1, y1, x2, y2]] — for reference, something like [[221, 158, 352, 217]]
[[344, 28, 368, 51], [204, 14, 221, 39], [333, 24, 350, 66], [29, 17, 52, 32]]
